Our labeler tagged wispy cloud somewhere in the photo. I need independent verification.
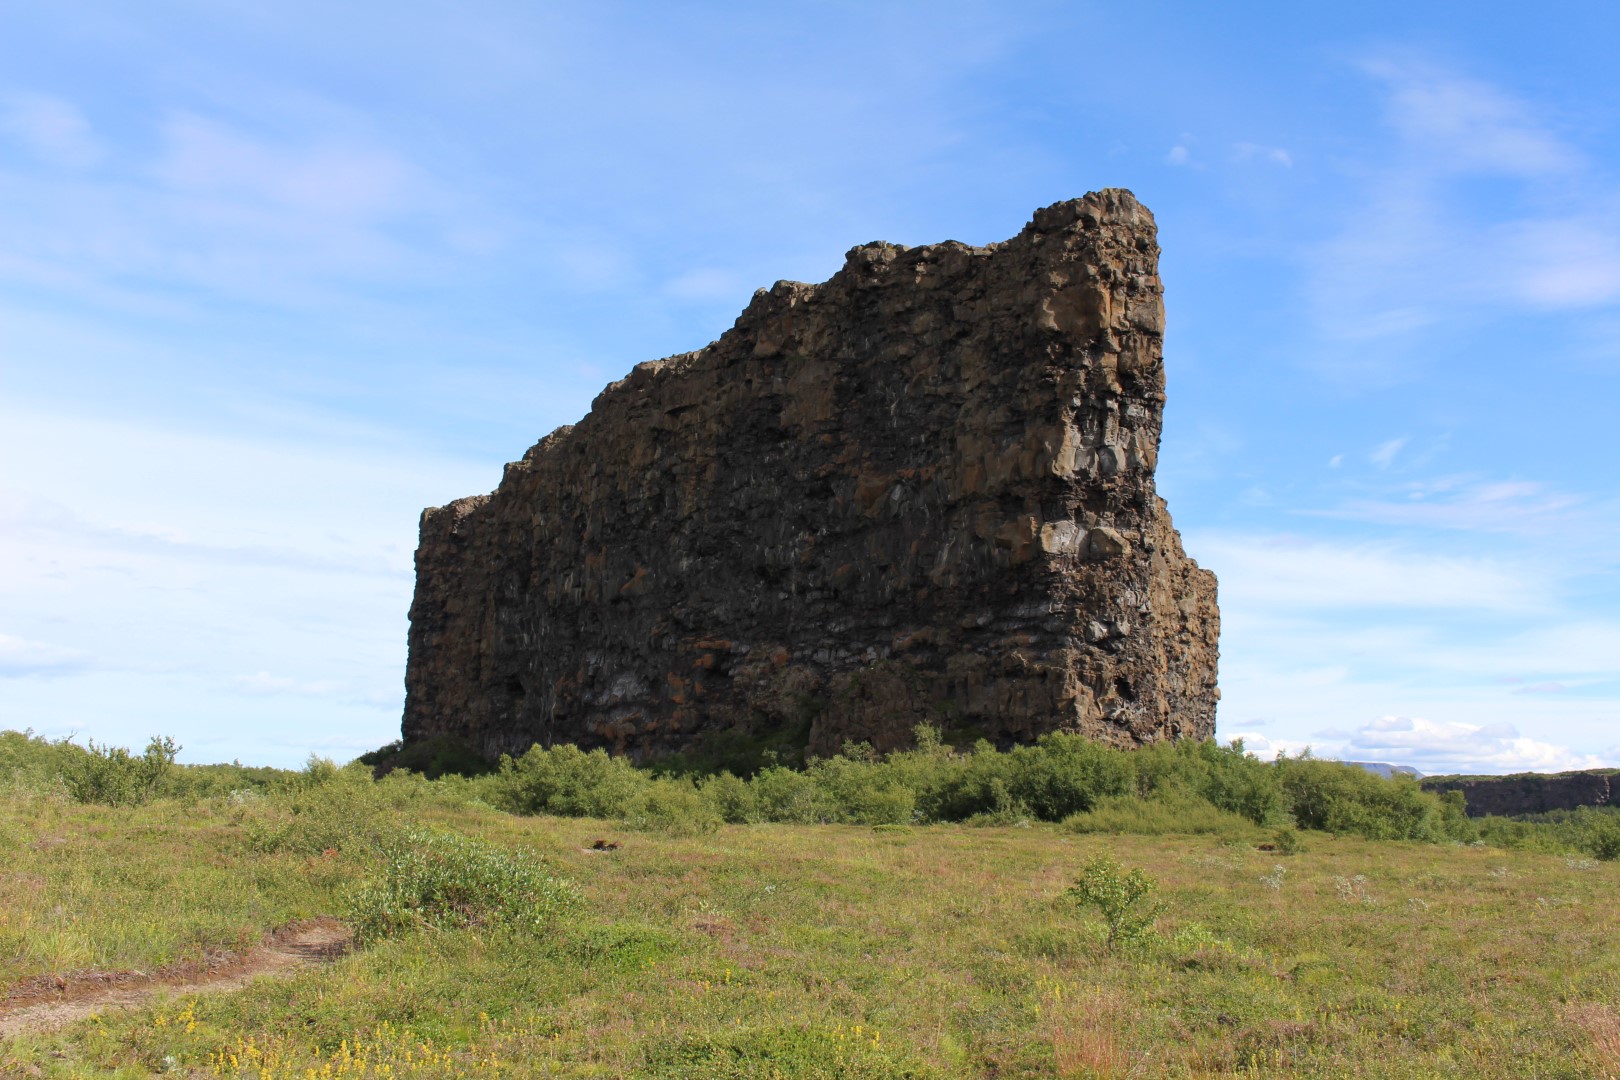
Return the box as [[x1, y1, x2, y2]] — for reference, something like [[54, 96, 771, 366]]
[[154, 113, 417, 218], [0, 634, 89, 677], [1306, 476, 1588, 536], [1369, 436, 1408, 468], [1306, 56, 1620, 374], [0, 99, 470, 312], [1232, 141, 1292, 167], [1360, 57, 1577, 175], [1193, 531, 1548, 613], [0, 93, 102, 168]]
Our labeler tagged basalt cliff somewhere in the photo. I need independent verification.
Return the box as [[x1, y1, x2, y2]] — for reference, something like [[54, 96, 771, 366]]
[[403, 190, 1219, 762]]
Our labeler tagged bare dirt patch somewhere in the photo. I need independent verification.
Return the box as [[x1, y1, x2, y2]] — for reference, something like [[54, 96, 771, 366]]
[[0, 917, 351, 1040]]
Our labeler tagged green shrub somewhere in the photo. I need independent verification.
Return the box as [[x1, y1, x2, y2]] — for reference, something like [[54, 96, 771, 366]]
[[0, 729, 84, 795], [630, 778, 723, 835], [358, 736, 495, 779], [907, 740, 1015, 822], [1065, 789, 1256, 838], [1067, 853, 1164, 953], [59, 736, 179, 806], [1278, 756, 1471, 841], [239, 757, 405, 855], [495, 743, 651, 818], [1002, 734, 1135, 820], [1272, 826, 1306, 855], [1588, 817, 1620, 861], [698, 771, 756, 824], [1134, 738, 1282, 824], [345, 828, 578, 942], [805, 753, 916, 825], [749, 765, 828, 824]]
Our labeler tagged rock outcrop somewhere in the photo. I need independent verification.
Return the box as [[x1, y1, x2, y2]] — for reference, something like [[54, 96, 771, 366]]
[[403, 190, 1219, 762], [1422, 770, 1618, 817]]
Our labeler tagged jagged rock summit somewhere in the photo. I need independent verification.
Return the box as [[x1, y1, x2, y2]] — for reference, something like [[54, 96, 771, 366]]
[[404, 190, 1219, 762]]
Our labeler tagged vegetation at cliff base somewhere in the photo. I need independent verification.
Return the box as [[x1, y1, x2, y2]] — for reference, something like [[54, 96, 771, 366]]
[[2, 727, 1619, 1077]]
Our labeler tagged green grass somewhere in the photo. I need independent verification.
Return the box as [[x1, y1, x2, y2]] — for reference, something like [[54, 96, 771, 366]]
[[3, 782, 1619, 1077]]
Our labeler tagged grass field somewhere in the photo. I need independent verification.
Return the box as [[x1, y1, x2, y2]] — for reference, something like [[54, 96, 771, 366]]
[[3, 762, 1618, 1078]]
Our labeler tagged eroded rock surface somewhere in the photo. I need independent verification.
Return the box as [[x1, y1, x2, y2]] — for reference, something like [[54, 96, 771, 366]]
[[1423, 770, 1618, 817], [404, 190, 1219, 761]]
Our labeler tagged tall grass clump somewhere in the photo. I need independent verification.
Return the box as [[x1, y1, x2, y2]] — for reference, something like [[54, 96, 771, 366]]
[[1066, 788, 1258, 838]]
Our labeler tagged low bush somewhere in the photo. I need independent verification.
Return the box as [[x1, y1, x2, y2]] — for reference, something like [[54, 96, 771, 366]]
[[1133, 737, 1283, 824], [1480, 806, 1620, 861], [494, 743, 651, 818], [1067, 853, 1164, 953], [0, 729, 84, 795], [748, 765, 829, 824], [1277, 755, 1473, 842], [345, 827, 578, 942], [697, 770, 755, 823], [239, 757, 408, 856], [60, 735, 179, 807], [629, 777, 723, 835]]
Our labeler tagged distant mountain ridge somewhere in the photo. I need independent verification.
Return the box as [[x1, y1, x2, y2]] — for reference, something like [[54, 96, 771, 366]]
[[1341, 761, 1422, 779]]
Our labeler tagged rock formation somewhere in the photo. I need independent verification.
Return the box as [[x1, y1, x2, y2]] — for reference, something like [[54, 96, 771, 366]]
[[403, 190, 1219, 762], [1422, 769, 1617, 817]]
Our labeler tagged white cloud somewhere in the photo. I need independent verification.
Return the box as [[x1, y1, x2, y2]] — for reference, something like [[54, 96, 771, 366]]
[[1165, 145, 1189, 166], [1221, 731, 1314, 761], [1229, 716, 1612, 774], [1, 94, 102, 168], [1348, 714, 1607, 773], [1328, 454, 1344, 468]]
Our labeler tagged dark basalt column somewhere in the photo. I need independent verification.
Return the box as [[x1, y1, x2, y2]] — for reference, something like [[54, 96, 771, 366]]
[[404, 190, 1219, 761]]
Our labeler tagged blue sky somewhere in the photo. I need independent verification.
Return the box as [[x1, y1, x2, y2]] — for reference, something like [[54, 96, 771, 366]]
[[2, 1, 1618, 772]]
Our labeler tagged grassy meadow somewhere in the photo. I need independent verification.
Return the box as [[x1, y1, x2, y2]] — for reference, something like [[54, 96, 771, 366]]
[[2, 729, 1619, 1078]]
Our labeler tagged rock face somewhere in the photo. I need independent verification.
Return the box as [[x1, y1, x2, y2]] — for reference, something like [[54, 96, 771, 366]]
[[403, 190, 1219, 762], [1422, 770, 1618, 817]]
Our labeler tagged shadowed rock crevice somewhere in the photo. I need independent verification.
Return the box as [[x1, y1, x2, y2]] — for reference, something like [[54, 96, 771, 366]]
[[404, 190, 1219, 762]]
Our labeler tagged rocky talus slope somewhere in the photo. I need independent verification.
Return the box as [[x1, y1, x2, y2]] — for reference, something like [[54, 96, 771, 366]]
[[404, 190, 1219, 760]]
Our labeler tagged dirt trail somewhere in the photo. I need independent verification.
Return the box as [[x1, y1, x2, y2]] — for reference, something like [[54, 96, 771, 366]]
[[0, 918, 351, 1040]]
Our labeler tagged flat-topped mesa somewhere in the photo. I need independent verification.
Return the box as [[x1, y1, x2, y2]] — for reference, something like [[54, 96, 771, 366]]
[[404, 190, 1219, 762]]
